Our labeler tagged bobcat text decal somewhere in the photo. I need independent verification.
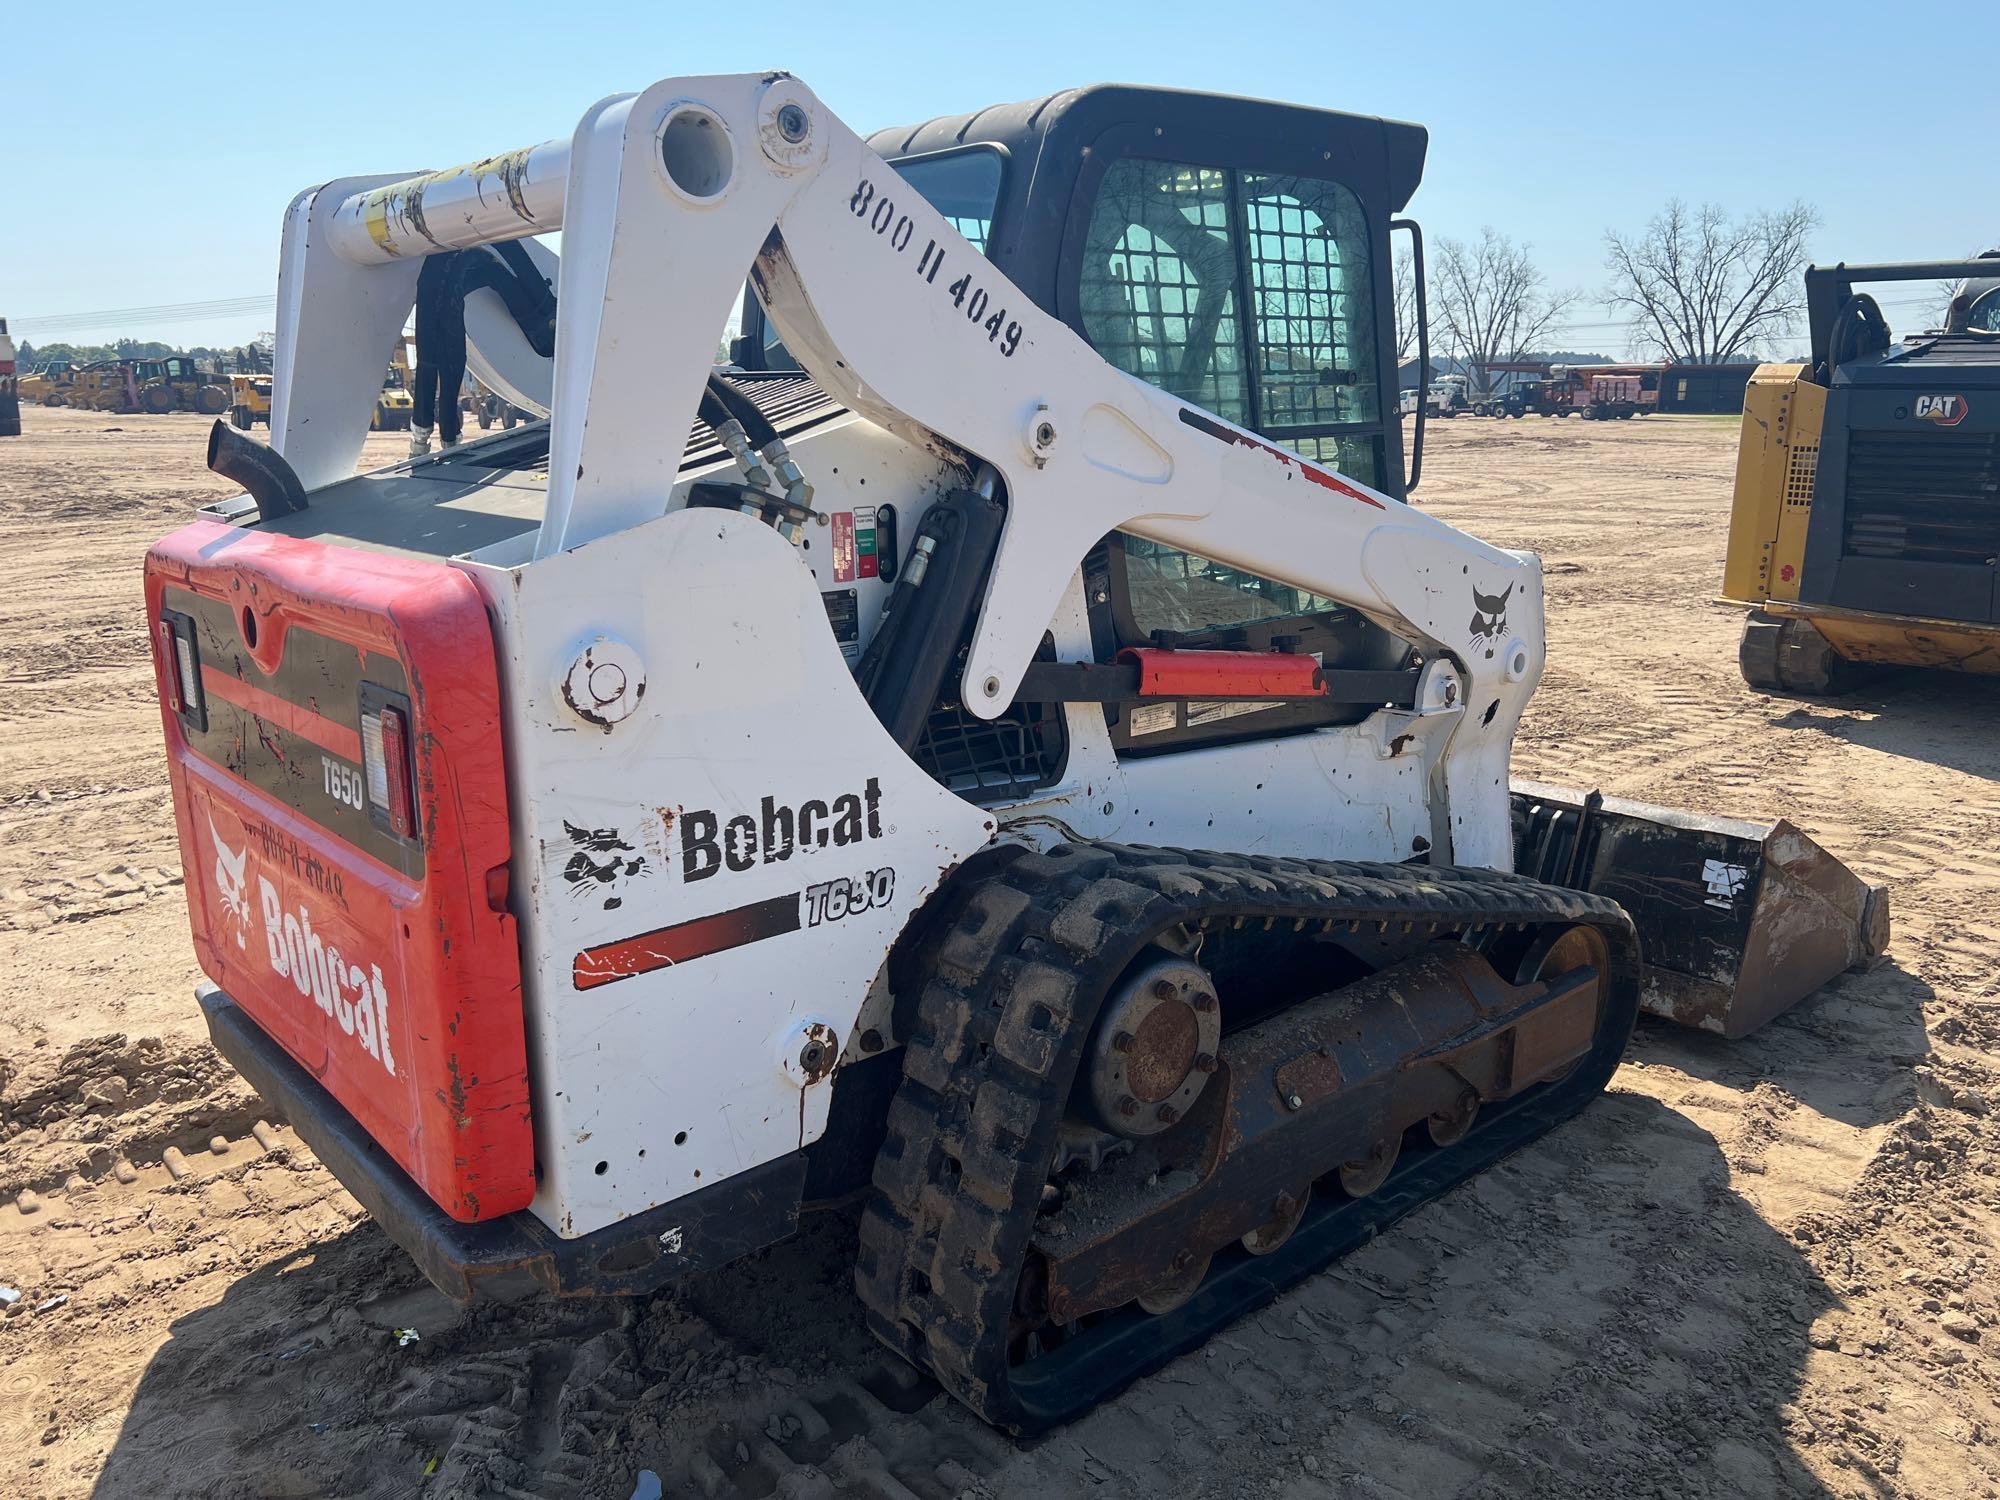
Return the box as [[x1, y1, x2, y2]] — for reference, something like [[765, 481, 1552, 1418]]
[[257, 878, 398, 1076], [678, 778, 884, 882], [569, 780, 898, 989]]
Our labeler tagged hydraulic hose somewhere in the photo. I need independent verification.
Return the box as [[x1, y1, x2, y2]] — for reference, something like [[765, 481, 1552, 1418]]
[[707, 372, 814, 512], [704, 372, 779, 449], [697, 383, 742, 437], [416, 247, 558, 373], [697, 379, 776, 493]]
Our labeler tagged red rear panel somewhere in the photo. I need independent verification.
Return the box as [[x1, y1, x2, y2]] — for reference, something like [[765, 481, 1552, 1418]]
[[146, 519, 532, 1222]]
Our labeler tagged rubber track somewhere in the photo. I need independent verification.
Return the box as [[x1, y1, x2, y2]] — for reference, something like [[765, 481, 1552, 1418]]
[[855, 840, 1641, 1432]]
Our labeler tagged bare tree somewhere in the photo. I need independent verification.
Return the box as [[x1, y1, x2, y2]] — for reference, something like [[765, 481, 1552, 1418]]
[[1392, 247, 1420, 366], [1430, 230, 1578, 394], [1603, 200, 1817, 364]]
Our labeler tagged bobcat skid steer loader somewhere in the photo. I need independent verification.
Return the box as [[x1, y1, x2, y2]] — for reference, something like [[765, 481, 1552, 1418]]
[[146, 74, 1886, 1431]]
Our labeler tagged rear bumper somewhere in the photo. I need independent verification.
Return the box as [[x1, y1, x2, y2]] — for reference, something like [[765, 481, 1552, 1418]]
[[198, 983, 805, 1300]]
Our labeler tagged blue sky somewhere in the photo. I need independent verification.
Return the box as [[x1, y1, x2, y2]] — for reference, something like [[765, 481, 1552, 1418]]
[[3, 2, 1989, 353]]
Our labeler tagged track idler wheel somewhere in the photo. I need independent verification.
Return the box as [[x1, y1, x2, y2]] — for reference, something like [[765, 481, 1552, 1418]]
[[1337, 1136, 1401, 1198], [1136, 1251, 1211, 1315], [1512, 923, 1611, 1088], [1426, 1088, 1480, 1147], [1240, 1184, 1312, 1256]]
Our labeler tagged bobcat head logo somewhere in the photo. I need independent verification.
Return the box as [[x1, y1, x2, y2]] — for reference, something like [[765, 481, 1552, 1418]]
[[561, 820, 648, 911], [1469, 583, 1513, 658], [208, 811, 251, 949]]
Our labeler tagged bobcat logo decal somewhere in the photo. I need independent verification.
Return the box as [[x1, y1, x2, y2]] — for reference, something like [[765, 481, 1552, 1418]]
[[207, 810, 251, 949], [561, 821, 649, 911], [1469, 583, 1513, 659]]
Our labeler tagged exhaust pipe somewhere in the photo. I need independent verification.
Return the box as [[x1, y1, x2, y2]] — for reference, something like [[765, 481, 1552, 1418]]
[[207, 418, 308, 519]]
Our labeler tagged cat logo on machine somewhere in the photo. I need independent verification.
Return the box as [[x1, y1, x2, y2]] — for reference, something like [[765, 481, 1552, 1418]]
[[1914, 394, 1968, 427]]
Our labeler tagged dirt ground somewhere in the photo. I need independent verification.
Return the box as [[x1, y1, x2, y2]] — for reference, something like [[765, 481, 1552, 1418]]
[[1, 406, 1996, 1499]]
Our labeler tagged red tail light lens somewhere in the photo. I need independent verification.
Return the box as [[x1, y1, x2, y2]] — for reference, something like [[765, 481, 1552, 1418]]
[[156, 609, 206, 731], [156, 621, 183, 712], [379, 704, 415, 838], [360, 689, 418, 839]]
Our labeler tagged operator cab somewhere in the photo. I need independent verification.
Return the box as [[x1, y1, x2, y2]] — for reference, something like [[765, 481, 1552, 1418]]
[[1966, 281, 2000, 332], [740, 85, 1424, 499], [738, 85, 1431, 760]]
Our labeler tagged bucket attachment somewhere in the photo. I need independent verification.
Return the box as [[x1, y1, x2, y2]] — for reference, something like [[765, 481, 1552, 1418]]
[[1510, 779, 1889, 1039]]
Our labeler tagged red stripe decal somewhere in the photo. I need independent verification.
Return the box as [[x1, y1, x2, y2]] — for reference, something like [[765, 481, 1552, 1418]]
[[1178, 407, 1386, 509], [1293, 459, 1386, 508], [574, 892, 802, 990], [200, 664, 364, 762]]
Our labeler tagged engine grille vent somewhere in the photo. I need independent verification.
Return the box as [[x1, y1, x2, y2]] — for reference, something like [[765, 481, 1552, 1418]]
[[914, 695, 1067, 803], [1840, 429, 2000, 567], [1784, 441, 1818, 507]]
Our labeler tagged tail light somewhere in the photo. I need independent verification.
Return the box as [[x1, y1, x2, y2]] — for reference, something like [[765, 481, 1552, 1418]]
[[156, 609, 206, 731], [360, 685, 418, 839]]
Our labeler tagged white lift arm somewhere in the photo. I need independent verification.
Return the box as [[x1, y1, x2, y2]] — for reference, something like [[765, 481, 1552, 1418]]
[[270, 72, 1542, 868]]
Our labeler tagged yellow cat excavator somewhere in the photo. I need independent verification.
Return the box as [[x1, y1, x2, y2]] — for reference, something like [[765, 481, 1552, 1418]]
[[1724, 255, 2000, 692]]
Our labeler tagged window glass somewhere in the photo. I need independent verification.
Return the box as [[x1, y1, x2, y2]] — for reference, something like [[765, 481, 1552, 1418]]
[[890, 148, 1004, 252], [1079, 158, 1380, 445], [1079, 161, 1249, 423], [1120, 534, 1340, 638], [1082, 160, 1383, 636], [1242, 173, 1378, 427], [1969, 288, 2000, 333], [1287, 433, 1379, 491]]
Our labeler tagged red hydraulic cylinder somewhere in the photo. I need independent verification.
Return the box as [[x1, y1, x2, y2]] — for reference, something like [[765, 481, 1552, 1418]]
[[1118, 647, 1327, 699]]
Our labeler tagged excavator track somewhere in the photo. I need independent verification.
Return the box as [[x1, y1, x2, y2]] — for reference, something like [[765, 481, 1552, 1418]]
[[856, 841, 1641, 1432], [1739, 609, 1881, 696]]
